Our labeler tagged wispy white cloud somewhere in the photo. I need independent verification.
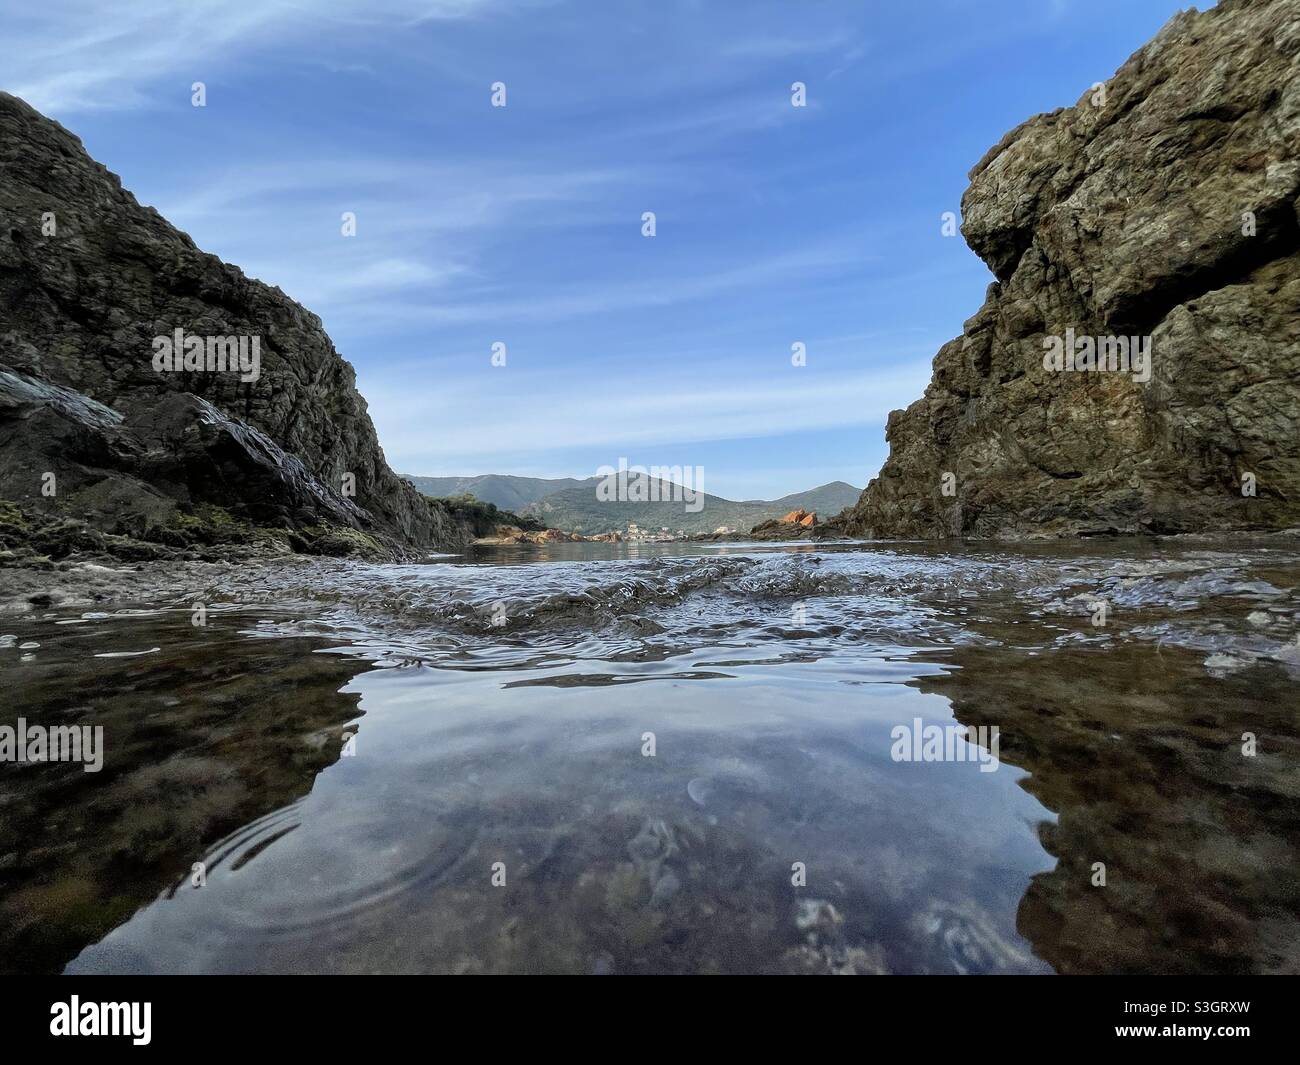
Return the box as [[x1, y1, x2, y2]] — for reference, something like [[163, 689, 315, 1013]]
[[601, 90, 817, 147], [718, 31, 856, 61], [147, 148, 872, 328], [344, 240, 872, 327], [365, 354, 933, 472], [151, 157, 633, 312], [2, 0, 498, 113]]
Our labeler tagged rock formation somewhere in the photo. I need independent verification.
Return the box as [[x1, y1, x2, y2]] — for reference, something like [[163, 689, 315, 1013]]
[[0, 92, 472, 560], [777, 509, 818, 527], [843, 0, 1300, 539]]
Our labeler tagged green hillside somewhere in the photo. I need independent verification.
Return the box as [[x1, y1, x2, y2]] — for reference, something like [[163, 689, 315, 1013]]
[[402, 474, 587, 512], [404, 474, 861, 535]]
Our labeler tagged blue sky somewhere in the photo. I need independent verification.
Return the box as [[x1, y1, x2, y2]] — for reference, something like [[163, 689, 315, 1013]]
[[4, 0, 1206, 500]]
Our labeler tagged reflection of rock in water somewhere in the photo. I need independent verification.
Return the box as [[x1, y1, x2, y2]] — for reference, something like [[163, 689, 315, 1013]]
[[917, 643, 1300, 974], [0, 614, 364, 974]]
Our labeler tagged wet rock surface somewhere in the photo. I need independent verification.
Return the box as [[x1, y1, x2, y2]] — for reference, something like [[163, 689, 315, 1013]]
[[0, 92, 472, 559], [844, 0, 1300, 539]]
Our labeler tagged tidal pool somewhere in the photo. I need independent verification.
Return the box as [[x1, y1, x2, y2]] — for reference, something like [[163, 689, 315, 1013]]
[[2, 536, 1297, 973]]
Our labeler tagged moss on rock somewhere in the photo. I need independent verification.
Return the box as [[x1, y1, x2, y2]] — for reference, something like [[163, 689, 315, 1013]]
[[295, 525, 388, 559]]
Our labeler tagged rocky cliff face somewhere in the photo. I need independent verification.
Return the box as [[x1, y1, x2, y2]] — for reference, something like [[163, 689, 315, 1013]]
[[844, 0, 1300, 539], [0, 92, 471, 560]]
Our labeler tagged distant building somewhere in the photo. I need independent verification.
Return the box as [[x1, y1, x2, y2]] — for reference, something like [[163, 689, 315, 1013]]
[[624, 521, 681, 542]]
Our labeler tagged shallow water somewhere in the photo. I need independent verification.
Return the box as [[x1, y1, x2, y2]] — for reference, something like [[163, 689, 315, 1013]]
[[2, 537, 1298, 973]]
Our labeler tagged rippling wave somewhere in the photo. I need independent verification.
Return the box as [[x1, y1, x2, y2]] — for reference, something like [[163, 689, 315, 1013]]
[[184, 536, 1300, 677]]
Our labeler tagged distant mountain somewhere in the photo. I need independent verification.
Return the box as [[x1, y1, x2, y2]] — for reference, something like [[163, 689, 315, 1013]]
[[764, 482, 868, 516], [402, 474, 587, 512], [402, 474, 861, 535]]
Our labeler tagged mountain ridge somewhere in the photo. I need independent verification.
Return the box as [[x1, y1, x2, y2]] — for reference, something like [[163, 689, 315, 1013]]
[[404, 474, 861, 535]]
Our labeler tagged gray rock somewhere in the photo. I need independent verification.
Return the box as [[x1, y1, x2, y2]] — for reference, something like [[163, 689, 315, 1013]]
[[0, 92, 473, 558], [842, 0, 1300, 539]]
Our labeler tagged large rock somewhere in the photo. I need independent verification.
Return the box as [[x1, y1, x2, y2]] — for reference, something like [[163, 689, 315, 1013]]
[[844, 0, 1300, 539], [777, 509, 817, 527], [0, 92, 471, 557]]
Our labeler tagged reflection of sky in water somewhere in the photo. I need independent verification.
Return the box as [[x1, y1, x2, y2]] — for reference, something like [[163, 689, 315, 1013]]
[[69, 650, 1055, 974]]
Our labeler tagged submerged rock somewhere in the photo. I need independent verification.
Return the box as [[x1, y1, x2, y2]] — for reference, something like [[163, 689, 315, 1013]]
[[0, 92, 474, 560], [843, 0, 1300, 539]]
